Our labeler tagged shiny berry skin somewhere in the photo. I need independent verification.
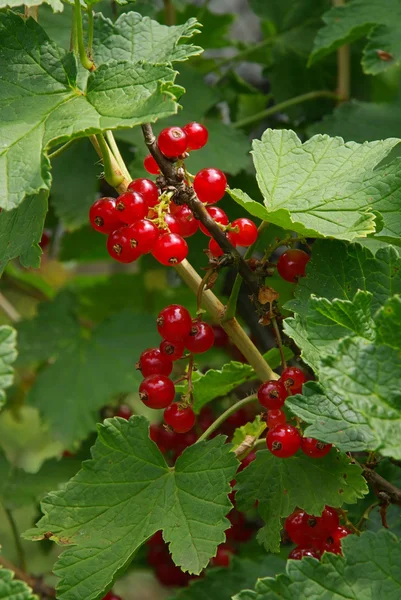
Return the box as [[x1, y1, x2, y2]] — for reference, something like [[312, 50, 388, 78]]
[[288, 547, 320, 560], [106, 227, 142, 263], [320, 540, 342, 555], [258, 380, 288, 410], [183, 122, 208, 150], [277, 249, 310, 283], [266, 424, 301, 458], [137, 348, 173, 377], [157, 305, 192, 342], [285, 510, 311, 546], [160, 339, 185, 361], [152, 233, 188, 266], [208, 232, 237, 258], [211, 545, 233, 567], [162, 213, 181, 235], [128, 178, 159, 207], [158, 127, 188, 158], [267, 408, 287, 428], [231, 218, 258, 247], [174, 205, 199, 237], [281, 366, 306, 395], [200, 206, 229, 236], [184, 321, 215, 354], [301, 437, 332, 458], [128, 219, 159, 254], [116, 404, 133, 420], [89, 198, 123, 234], [144, 154, 160, 175], [332, 525, 351, 543], [302, 507, 340, 542], [139, 375, 175, 409], [193, 168, 227, 204], [116, 191, 147, 224], [164, 404, 196, 433], [212, 325, 229, 347]]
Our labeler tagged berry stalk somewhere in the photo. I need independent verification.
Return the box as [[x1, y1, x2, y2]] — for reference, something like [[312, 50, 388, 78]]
[[196, 394, 258, 444]]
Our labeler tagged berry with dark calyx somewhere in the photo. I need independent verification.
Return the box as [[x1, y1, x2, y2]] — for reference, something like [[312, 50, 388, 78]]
[[89, 198, 123, 234], [258, 380, 288, 410], [320, 540, 342, 555], [164, 404, 196, 433], [116, 404, 133, 420], [157, 425, 178, 452], [277, 249, 310, 283], [303, 506, 340, 542], [200, 206, 229, 236], [144, 154, 160, 175], [301, 437, 332, 458], [183, 122, 208, 150], [137, 348, 173, 377], [184, 320, 215, 354], [115, 191, 147, 224], [139, 375, 175, 409], [152, 233, 188, 266], [128, 219, 159, 254], [211, 544, 234, 567], [160, 339, 185, 361], [267, 408, 286, 428], [212, 325, 229, 347], [208, 232, 237, 258], [289, 547, 320, 560], [266, 424, 301, 458], [158, 126, 188, 158], [106, 227, 142, 263], [157, 304, 192, 342], [285, 510, 311, 546], [281, 366, 306, 395], [128, 178, 159, 207], [230, 218, 258, 247], [194, 168, 227, 204], [162, 213, 181, 235], [174, 205, 199, 237]]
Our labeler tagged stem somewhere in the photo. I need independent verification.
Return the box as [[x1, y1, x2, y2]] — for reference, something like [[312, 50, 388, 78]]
[[105, 131, 132, 182], [48, 138, 77, 160], [233, 91, 340, 129], [71, 6, 78, 54], [163, 0, 176, 25], [356, 501, 380, 531], [87, 7, 94, 55], [0, 293, 21, 323], [337, 508, 360, 535], [333, 0, 350, 102], [196, 268, 215, 313], [196, 394, 257, 443], [24, 6, 38, 20], [215, 37, 274, 71], [95, 134, 125, 188], [4, 509, 26, 571], [0, 556, 56, 598], [363, 467, 401, 506], [271, 316, 286, 369], [74, 0, 94, 71]]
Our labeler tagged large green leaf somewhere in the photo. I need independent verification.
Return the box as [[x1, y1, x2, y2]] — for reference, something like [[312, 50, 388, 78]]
[[0, 325, 17, 408], [25, 418, 238, 600], [234, 530, 401, 600], [0, 563, 36, 600], [0, 0, 62, 11], [235, 449, 367, 553]]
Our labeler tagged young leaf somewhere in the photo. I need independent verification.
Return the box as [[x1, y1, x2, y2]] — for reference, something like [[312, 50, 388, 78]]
[[232, 416, 266, 450], [0, 326, 17, 408], [25, 417, 238, 600], [0, 562, 36, 600]]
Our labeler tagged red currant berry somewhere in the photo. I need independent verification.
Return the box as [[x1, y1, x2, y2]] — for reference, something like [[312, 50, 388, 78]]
[[155, 562, 190, 587], [281, 366, 306, 395], [211, 545, 234, 567], [116, 404, 133, 420], [208, 232, 237, 258], [164, 404, 196, 433], [152, 233, 188, 266], [89, 198, 123, 234], [162, 213, 181, 235], [267, 409, 286, 428], [147, 530, 164, 547], [157, 305, 192, 342], [225, 408, 248, 430], [320, 540, 342, 555], [301, 437, 332, 458], [128, 178, 159, 207], [230, 218, 258, 247], [239, 451, 256, 471], [147, 544, 168, 567], [160, 339, 185, 361], [184, 321, 215, 354], [319, 506, 340, 535], [157, 425, 178, 452], [128, 219, 159, 254], [139, 375, 175, 409], [303, 507, 340, 542], [266, 424, 301, 458], [174, 205, 199, 237], [137, 348, 173, 377], [106, 227, 142, 263], [144, 154, 160, 175], [285, 510, 311, 546], [200, 206, 229, 236], [277, 249, 310, 283], [102, 592, 122, 600], [212, 325, 229, 347], [115, 191, 147, 224], [332, 525, 351, 543], [183, 122, 208, 150], [288, 547, 320, 560], [258, 380, 288, 410], [39, 230, 51, 249], [194, 168, 227, 204], [158, 127, 188, 158]]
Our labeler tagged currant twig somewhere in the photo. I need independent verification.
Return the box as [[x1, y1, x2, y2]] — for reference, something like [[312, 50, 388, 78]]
[[196, 394, 257, 443], [271, 315, 287, 369]]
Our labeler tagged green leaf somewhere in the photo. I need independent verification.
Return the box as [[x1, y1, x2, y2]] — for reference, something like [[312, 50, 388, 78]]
[[0, 562, 36, 600], [376, 295, 401, 349], [25, 417, 238, 600], [177, 5, 234, 49], [0, 0, 62, 11], [235, 449, 367, 553], [0, 325, 17, 408], [232, 416, 266, 450], [234, 530, 401, 600]]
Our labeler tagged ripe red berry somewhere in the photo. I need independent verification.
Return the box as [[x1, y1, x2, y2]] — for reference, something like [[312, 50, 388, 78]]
[[184, 321, 215, 354], [144, 154, 160, 175], [115, 191, 147, 224], [320, 540, 342, 555], [267, 409, 286, 428], [277, 249, 310, 283], [266, 424, 301, 458], [194, 168, 227, 204], [155, 562, 190, 587], [89, 198, 123, 234], [162, 213, 181, 235], [285, 510, 311, 546], [174, 205, 199, 237], [137, 348, 173, 377], [258, 380, 288, 410], [281, 366, 306, 395], [301, 507, 340, 542], [288, 547, 320, 560], [158, 127, 188, 158], [332, 525, 351, 543], [211, 545, 233, 567], [301, 437, 332, 459], [128, 219, 159, 254], [157, 305, 192, 342], [239, 451, 256, 471], [139, 375, 175, 409], [183, 122, 208, 150], [102, 592, 122, 600], [159, 339, 185, 361], [212, 325, 229, 347], [116, 404, 133, 420], [39, 230, 51, 249], [128, 178, 159, 207], [231, 218, 258, 247], [199, 206, 229, 236], [164, 404, 196, 433], [152, 233, 188, 266], [106, 227, 142, 263], [208, 232, 237, 258]]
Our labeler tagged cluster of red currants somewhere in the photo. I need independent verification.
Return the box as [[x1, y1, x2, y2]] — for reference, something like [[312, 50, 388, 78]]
[[258, 367, 332, 459], [285, 506, 351, 560]]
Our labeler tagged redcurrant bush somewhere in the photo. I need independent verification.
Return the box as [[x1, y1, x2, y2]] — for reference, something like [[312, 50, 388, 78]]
[[289, 547, 320, 560], [115, 404, 133, 420], [230, 218, 258, 246], [127, 178, 159, 207], [266, 408, 287, 428], [128, 219, 159, 253], [258, 380, 288, 409], [280, 366, 306, 395], [174, 205, 199, 237], [159, 339, 185, 361], [143, 154, 160, 174], [301, 437, 332, 458], [199, 206, 229, 235], [115, 191, 147, 224]]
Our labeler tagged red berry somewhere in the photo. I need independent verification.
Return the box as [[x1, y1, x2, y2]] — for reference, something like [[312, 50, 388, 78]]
[[302, 507, 340, 542], [115, 191, 147, 224], [106, 227, 142, 263], [137, 348, 173, 377], [239, 451, 256, 471], [301, 437, 332, 459], [212, 325, 229, 347], [258, 380, 288, 410], [174, 205, 199, 237], [39, 230, 51, 249], [285, 510, 311, 546], [162, 213, 181, 235], [159, 339, 185, 361], [320, 540, 342, 555], [208, 232, 237, 258], [281, 366, 306, 395], [211, 545, 233, 567], [147, 530, 164, 547], [139, 375, 175, 409], [194, 168, 227, 204], [116, 404, 133, 420], [277, 249, 310, 283], [148, 544, 168, 567], [158, 425, 178, 451], [155, 562, 190, 587], [319, 506, 340, 535], [332, 525, 351, 543], [144, 154, 160, 175], [231, 218, 258, 247], [157, 305, 192, 342], [183, 122, 208, 150], [184, 321, 215, 354], [89, 198, 123, 234], [102, 592, 122, 600], [152, 233, 188, 266], [164, 404, 196, 433], [289, 547, 320, 560], [266, 424, 301, 458], [200, 206, 229, 236], [267, 409, 286, 428], [158, 127, 188, 158], [128, 178, 159, 207], [225, 408, 248, 430], [128, 219, 159, 254]]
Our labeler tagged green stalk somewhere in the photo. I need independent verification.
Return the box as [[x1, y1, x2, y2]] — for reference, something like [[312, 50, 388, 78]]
[[196, 395, 257, 444], [87, 7, 94, 55], [96, 134, 124, 187], [4, 508, 26, 571], [48, 138, 77, 160], [74, 0, 94, 71]]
